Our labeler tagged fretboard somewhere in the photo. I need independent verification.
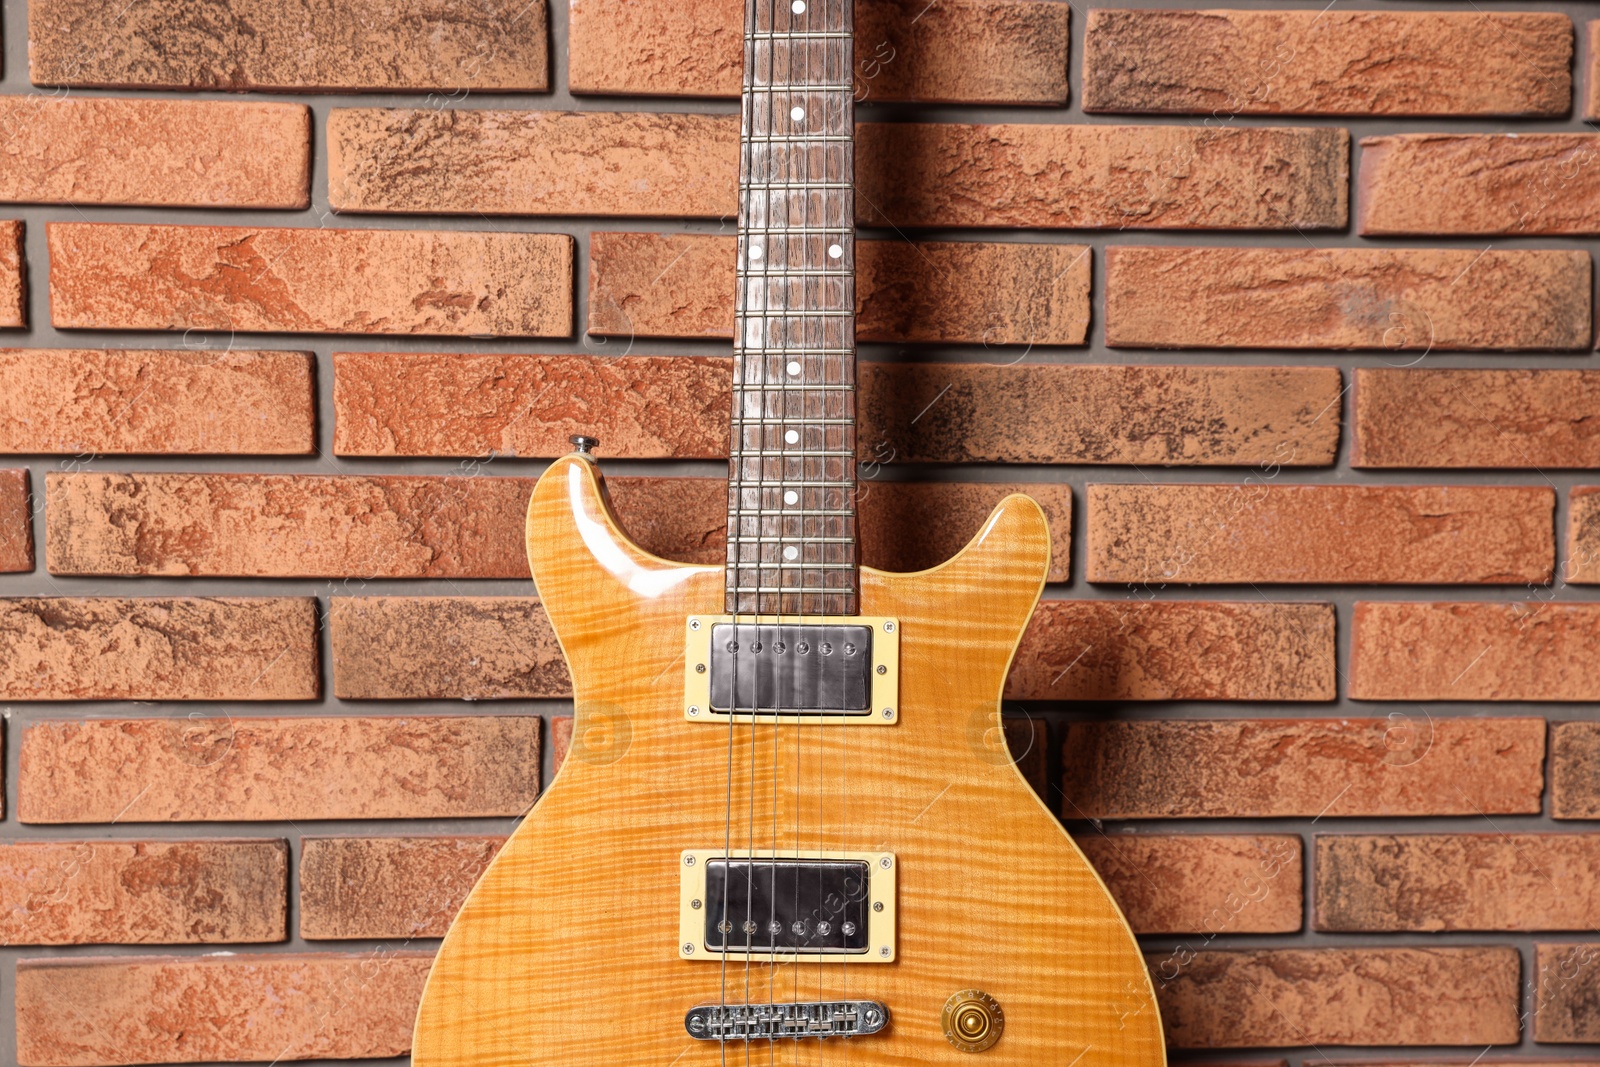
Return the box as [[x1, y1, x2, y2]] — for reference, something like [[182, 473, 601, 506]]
[[726, 0, 858, 617]]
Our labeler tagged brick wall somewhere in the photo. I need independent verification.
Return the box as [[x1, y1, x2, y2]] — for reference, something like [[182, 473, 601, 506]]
[[0, 0, 1597, 1064]]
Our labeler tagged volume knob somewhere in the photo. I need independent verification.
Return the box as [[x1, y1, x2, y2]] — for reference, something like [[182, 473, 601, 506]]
[[941, 989, 1003, 1053]]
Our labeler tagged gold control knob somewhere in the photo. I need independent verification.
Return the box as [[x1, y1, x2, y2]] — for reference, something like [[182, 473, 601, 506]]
[[941, 989, 1003, 1053]]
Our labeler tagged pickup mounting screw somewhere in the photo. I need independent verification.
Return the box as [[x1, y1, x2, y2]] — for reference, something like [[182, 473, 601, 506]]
[[882, 708, 894, 719], [684, 855, 696, 866], [879, 856, 893, 869], [883, 621, 895, 633], [691, 899, 702, 910], [683, 943, 695, 955], [873, 901, 884, 912], [695, 663, 706, 674], [689, 619, 701, 630], [876, 664, 887, 675], [879, 946, 891, 958]]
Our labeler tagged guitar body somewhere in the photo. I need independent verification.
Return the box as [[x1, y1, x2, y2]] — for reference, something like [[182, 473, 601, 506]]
[[411, 454, 1166, 1066]]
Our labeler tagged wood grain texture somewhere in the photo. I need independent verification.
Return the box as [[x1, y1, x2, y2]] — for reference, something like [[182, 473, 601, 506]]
[[412, 454, 1166, 1067]]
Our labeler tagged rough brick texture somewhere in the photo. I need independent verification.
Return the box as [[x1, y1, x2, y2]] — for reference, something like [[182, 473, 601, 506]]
[[1084, 11, 1571, 116], [1550, 722, 1600, 819], [569, 0, 1069, 104], [0, 840, 286, 944], [353, 352, 1343, 468], [1077, 835, 1303, 935], [0, 220, 25, 327], [1317, 834, 1600, 932], [0, 597, 318, 700], [1355, 369, 1600, 469], [588, 232, 1091, 346], [1106, 246, 1592, 350], [0, 468, 31, 572], [1564, 488, 1600, 583], [1360, 134, 1600, 235], [0, 349, 315, 455], [1534, 943, 1600, 1042], [300, 836, 503, 940], [30, 0, 549, 91], [47, 223, 573, 336], [15, 953, 433, 1065], [0, 98, 309, 208], [1061, 718, 1545, 819], [1352, 602, 1600, 701], [1153, 947, 1520, 1047], [1009, 600, 1335, 701], [857, 123, 1348, 230], [329, 109, 737, 218], [1087, 484, 1554, 585], [19, 716, 538, 823]]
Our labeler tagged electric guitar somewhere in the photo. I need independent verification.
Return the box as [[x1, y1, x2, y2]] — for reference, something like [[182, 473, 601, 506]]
[[411, 1, 1166, 1061]]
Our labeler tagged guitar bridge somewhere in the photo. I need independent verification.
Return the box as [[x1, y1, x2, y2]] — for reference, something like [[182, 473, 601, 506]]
[[685, 1001, 889, 1041]]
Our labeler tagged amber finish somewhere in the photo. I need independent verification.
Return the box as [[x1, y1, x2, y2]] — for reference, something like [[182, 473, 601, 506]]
[[412, 454, 1166, 1066]]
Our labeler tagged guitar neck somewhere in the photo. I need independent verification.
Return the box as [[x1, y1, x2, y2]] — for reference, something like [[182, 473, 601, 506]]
[[726, 0, 859, 618]]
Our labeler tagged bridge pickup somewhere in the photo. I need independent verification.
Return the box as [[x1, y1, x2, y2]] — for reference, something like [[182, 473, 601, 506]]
[[679, 850, 896, 963], [685, 1001, 889, 1041], [684, 615, 899, 724]]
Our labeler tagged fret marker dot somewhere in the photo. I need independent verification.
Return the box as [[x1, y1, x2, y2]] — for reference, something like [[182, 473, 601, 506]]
[[784, 429, 800, 444], [828, 243, 843, 259], [791, 106, 805, 121], [783, 546, 800, 561], [786, 361, 801, 376], [792, 0, 806, 11], [784, 490, 799, 505], [748, 245, 762, 260]]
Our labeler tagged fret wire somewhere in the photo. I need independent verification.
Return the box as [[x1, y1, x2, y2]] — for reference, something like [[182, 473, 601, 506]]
[[746, 30, 852, 38], [742, 134, 853, 143], [732, 417, 854, 424], [748, 84, 854, 92]]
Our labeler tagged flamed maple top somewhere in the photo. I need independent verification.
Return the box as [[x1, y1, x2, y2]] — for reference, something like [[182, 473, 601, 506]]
[[726, 0, 859, 617]]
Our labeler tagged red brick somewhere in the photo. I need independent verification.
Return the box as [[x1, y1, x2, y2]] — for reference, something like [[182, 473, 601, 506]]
[[0, 840, 285, 944], [30, 0, 548, 91], [0, 349, 314, 455], [46, 472, 537, 579], [1087, 484, 1553, 585], [0, 467, 32, 572], [15, 953, 432, 1065], [1152, 947, 1520, 1047], [47, 222, 573, 337], [329, 109, 736, 218], [332, 352, 729, 459], [1590, 22, 1600, 120], [1002, 717, 1048, 797], [0, 219, 25, 327], [1085, 11, 1570, 117], [1352, 602, 1600, 701], [570, 0, 1069, 105], [1317, 834, 1600, 932], [1565, 487, 1600, 583], [300, 836, 503, 940], [588, 233, 1090, 346], [1355, 369, 1600, 469], [858, 123, 1347, 230], [551, 716, 574, 773], [1360, 134, 1600, 236], [45, 472, 1072, 582], [1078, 835, 1302, 935], [0, 597, 317, 701], [0, 97, 308, 207], [349, 351, 1342, 469], [1534, 943, 1600, 1042], [1061, 718, 1545, 819], [1009, 600, 1334, 701], [19, 715, 538, 823], [1106, 246, 1591, 350], [1550, 722, 1600, 819]]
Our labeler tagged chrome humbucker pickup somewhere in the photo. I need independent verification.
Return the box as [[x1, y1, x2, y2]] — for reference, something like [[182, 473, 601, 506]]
[[684, 615, 900, 724], [679, 850, 896, 963]]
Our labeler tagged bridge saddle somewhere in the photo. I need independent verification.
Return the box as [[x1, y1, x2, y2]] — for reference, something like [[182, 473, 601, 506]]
[[684, 1000, 889, 1041]]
